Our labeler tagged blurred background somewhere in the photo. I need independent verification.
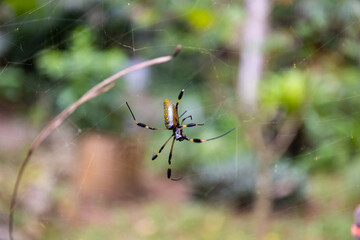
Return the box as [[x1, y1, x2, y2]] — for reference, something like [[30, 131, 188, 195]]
[[1, 0, 360, 239]]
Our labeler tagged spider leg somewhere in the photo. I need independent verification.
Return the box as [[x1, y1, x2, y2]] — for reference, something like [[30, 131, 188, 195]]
[[186, 128, 235, 143], [167, 136, 183, 181], [179, 110, 188, 119], [167, 137, 175, 178], [126, 102, 168, 130], [152, 134, 174, 160], [179, 123, 204, 128], [180, 115, 193, 125], [175, 81, 192, 111]]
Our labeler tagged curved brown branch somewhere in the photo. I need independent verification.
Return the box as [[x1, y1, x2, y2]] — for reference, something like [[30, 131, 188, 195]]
[[9, 45, 182, 240]]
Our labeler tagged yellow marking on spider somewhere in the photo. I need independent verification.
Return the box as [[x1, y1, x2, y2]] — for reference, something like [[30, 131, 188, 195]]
[[190, 139, 194, 142], [145, 126, 149, 129]]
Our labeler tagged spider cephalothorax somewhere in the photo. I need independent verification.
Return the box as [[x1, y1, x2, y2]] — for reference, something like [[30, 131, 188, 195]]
[[174, 127, 186, 141], [126, 82, 234, 180]]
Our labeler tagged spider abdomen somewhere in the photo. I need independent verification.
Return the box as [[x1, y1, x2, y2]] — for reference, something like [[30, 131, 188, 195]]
[[163, 99, 178, 129]]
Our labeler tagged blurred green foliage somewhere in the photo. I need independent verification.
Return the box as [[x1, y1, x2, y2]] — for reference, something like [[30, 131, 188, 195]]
[[0, 67, 25, 102], [301, 67, 360, 172], [36, 27, 127, 129], [3, 0, 37, 15], [1, 0, 360, 170], [1, 0, 360, 195], [261, 70, 307, 114], [191, 158, 307, 208]]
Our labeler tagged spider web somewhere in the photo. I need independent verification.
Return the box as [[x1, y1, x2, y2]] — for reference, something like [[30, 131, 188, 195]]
[[1, 0, 360, 239]]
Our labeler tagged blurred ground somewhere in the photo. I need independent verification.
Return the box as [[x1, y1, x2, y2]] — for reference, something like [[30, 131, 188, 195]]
[[0, 109, 357, 240]]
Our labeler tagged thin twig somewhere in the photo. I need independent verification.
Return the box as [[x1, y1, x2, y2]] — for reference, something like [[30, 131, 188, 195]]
[[9, 45, 182, 240]]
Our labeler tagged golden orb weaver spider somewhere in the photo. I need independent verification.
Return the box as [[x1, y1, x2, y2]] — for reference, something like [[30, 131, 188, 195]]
[[126, 81, 234, 181]]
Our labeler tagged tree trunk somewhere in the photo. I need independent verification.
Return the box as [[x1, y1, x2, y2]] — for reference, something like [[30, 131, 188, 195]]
[[237, 0, 272, 112], [237, 0, 273, 238]]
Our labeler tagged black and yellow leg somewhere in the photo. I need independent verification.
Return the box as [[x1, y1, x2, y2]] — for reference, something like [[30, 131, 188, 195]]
[[186, 128, 235, 143], [167, 137, 183, 181], [152, 134, 174, 160], [180, 123, 204, 128], [187, 138, 206, 143], [167, 137, 176, 179], [175, 81, 192, 111], [126, 102, 168, 130]]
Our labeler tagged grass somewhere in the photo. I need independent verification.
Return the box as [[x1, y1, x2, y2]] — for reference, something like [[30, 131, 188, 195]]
[[4, 156, 357, 240]]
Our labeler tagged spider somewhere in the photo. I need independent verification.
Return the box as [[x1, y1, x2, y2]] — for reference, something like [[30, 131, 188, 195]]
[[126, 82, 234, 181]]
